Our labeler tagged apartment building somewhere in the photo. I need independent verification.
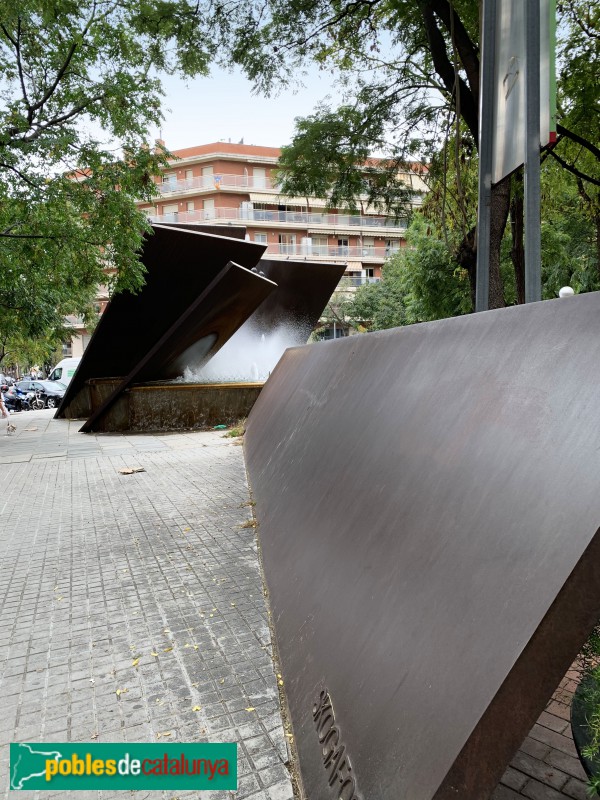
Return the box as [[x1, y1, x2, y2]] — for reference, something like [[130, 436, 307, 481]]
[[140, 141, 426, 287], [65, 141, 425, 355]]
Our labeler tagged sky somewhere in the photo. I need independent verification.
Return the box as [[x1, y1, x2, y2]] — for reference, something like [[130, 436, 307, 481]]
[[147, 65, 340, 152]]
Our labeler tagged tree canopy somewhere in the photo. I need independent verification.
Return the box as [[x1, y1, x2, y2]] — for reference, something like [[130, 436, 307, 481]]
[[0, 0, 233, 365], [237, 0, 598, 311], [1, 0, 597, 364]]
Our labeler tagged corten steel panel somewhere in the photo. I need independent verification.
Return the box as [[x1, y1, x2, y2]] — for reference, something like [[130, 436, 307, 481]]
[[245, 292, 600, 800], [153, 222, 247, 239], [80, 263, 276, 431], [249, 258, 346, 339], [57, 225, 265, 418]]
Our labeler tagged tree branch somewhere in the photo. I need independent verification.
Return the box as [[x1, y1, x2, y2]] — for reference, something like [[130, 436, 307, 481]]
[[422, 3, 478, 142], [0, 233, 60, 239], [283, 0, 385, 52], [15, 18, 33, 114], [557, 123, 600, 161], [0, 161, 40, 188], [428, 0, 479, 101], [28, 1, 98, 117], [547, 149, 600, 187], [20, 93, 107, 143]]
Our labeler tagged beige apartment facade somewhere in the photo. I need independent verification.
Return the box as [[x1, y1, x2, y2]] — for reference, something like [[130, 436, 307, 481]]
[[140, 141, 426, 288], [67, 140, 425, 353]]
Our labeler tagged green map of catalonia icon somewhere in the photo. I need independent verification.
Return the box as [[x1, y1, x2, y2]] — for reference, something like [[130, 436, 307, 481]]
[[10, 743, 63, 789]]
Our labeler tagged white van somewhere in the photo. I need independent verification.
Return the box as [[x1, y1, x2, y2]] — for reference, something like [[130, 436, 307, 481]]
[[47, 357, 81, 386]]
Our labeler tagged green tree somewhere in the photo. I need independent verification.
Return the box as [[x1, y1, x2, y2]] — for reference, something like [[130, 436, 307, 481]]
[[354, 162, 598, 333], [0, 0, 231, 366], [350, 215, 471, 329], [237, 0, 598, 310]]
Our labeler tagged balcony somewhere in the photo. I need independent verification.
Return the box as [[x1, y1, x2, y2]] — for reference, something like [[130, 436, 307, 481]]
[[262, 243, 398, 262], [338, 275, 382, 287], [157, 173, 275, 195], [148, 207, 408, 234]]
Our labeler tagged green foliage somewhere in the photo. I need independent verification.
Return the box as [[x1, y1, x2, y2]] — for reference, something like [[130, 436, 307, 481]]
[[576, 625, 600, 792], [276, 107, 416, 216], [539, 159, 599, 298], [0, 0, 232, 364], [350, 215, 471, 329], [223, 419, 246, 438], [236, 0, 598, 311]]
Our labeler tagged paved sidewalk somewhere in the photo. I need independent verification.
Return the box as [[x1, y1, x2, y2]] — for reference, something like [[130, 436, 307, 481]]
[[0, 411, 293, 800]]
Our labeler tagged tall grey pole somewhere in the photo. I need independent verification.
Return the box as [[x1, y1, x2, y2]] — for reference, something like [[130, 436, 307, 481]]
[[476, 0, 496, 312], [524, 0, 542, 302]]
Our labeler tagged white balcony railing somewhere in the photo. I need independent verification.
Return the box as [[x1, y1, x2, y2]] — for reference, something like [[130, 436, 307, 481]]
[[149, 207, 408, 233], [338, 276, 382, 287], [157, 173, 274, 194], [262, 244, 399, 260]]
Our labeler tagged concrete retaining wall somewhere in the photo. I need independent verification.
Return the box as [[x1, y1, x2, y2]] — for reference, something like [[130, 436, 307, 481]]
[[69, 379, 263, 432]]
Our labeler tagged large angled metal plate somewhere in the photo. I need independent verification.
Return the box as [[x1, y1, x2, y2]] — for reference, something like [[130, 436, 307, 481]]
[[245, 292, 600, 800], [57, 225, 265, 417], [80, 262, 276, 431], [249, 258, 346, 339], [153, 222, 247, 239]]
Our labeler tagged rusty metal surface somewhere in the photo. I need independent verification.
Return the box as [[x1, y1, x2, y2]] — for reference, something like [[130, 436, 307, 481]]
[[79, 262, 275, 431], [57, 225, 266, 418], [153, 222, 247, 239], [245, 292, 600, 800], [248, 258, 346, 339]]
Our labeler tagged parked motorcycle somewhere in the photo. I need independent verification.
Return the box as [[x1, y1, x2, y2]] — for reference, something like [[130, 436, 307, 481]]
[[1, 386, 26, 412]]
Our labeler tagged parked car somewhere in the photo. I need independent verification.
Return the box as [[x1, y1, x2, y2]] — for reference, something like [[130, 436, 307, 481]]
[[16, 379, 67, 409]]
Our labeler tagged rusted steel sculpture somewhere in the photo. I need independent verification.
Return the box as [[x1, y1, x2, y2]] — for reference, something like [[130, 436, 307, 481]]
[[245, 292, 600, 800], [57, 224, 344, 431], [78, 262, 276, 432], [57, 225, 266, 421], [246, 258, 346, 341]]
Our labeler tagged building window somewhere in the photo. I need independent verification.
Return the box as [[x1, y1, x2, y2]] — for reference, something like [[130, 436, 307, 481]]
[[252, 203, 275, 222], [253, 168, 266, 189], [186, 201, 194, 212], [337, 238, 349, 256], [203, 198, 215, 220], [254, 232, 268, 244], [163, 203, 178, 221], [202, 166, 213, 188], [319, 327, 346, 340], [185, 169, 193, 181], [385, 239, 401, 257], [278, 233, 296, 255], [62, 341, 73, 357], [362, 237, 375, 256], [312, 236, 329, 256], [162, 172, 177, 186]]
